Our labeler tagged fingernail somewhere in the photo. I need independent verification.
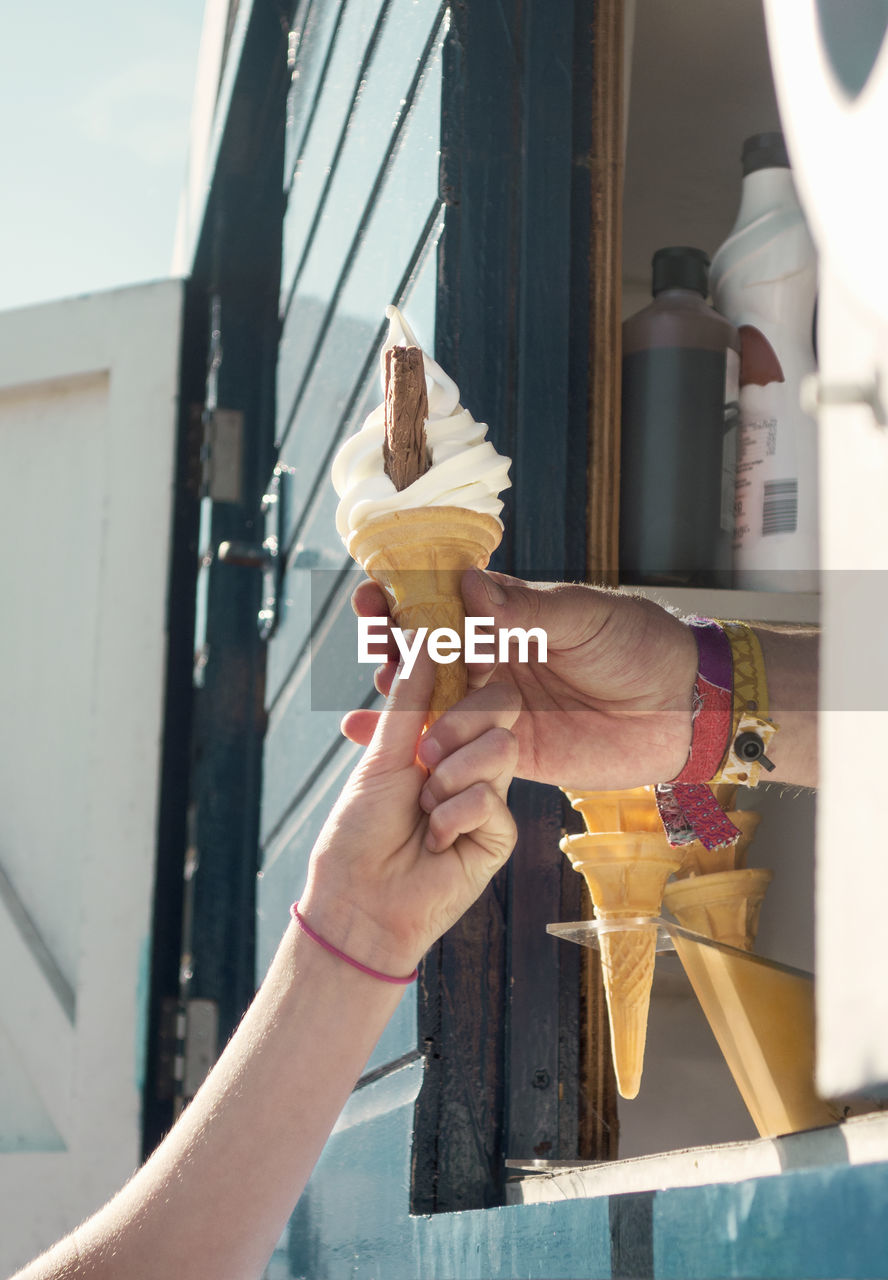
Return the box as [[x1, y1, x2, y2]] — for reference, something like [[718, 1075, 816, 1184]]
[[423, 830, 442, 853], [472, 568, 505, 605], [418, 735, 443, 768], [418, 785, 436, 813]]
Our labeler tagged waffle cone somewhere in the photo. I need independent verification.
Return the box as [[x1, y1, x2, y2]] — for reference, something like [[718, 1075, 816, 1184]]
[[663, 867, 773, 951], [674, 810, 763, 879], [560, 832, 682, 914], [598, 923, 659, 1099], [348, 506, 502, 722], [560, 832, 681, 1097], [562, 786, 661, 833]]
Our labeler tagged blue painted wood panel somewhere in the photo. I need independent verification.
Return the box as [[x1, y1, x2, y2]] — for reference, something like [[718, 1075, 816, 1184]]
[[284, 0, 349, 195], [276, 1061, 613, 1280], [276, 1089, 888, 1280], [277, 212, 440, 561], [257, 748, 358, 978], [652, 1162, 888, 1279], [257, 0, 445, 1150], [256, 744, 417, 1077], [281, 0, 445, 311], [267, 231, 440, 706], [277, 50, 444, 455]]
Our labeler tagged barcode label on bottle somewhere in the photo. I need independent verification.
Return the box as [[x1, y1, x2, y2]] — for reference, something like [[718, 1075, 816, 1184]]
[[761, 479, 798, 536]]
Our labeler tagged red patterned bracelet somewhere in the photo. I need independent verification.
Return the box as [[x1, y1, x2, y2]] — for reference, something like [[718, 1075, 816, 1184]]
[[656, 618, 740, 851], [672, 618, 733, 783], [291, 902, 418, 985]]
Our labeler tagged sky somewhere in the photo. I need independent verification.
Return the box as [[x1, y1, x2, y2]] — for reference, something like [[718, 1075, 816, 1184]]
[[0, 2, 206, 314]]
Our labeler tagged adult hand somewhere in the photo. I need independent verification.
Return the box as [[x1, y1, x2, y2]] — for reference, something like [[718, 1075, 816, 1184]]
[[344, 570, 697, 792], [300, 643, 520, 979]]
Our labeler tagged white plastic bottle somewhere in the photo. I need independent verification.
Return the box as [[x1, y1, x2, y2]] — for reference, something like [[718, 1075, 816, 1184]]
[[710, 132, 819, 591]]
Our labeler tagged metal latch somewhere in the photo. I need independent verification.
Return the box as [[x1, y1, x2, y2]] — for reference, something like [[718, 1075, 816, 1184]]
[[217, 464, 287, 640]]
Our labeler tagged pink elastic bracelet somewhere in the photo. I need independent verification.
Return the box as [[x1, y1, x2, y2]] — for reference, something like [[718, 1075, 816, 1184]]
[[290, 903, 418, 985]]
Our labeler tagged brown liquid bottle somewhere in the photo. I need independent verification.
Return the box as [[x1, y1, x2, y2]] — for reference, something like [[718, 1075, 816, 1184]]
[[619, 246, 740, 588]]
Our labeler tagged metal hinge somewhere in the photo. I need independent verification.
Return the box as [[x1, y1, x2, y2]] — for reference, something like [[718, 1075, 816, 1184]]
[[200, 407, 245, 502], [156, 996, 219, 1106]]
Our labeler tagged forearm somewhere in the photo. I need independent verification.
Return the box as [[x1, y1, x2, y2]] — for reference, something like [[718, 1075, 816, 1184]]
[[15, 645, 518, 1280], [752, 624, 818, 788], [17, 924, 404, 1280]]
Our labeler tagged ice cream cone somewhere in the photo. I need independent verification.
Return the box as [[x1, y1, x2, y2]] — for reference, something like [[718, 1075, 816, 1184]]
[[662, 866, 774, 951], [348, 505, 502, 722], [561, 832, 682, 912], [560, 831, 682, 1098], [562, 786, 661, 833], [674, 809, 763, 878]]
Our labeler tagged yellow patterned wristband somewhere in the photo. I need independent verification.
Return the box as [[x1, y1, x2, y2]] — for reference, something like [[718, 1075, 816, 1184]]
[[710, 620, 779, 787]]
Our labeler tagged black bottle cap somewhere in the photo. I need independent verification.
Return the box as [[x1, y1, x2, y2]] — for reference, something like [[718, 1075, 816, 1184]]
[[651, 246, 710, 297], [741, 131, 790, 175]]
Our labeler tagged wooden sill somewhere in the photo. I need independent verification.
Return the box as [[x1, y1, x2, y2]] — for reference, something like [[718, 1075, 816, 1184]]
[[505, 1111, 888, 1204]]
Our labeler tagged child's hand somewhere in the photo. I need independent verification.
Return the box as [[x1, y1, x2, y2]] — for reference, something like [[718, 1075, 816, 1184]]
[[299, 644, 519, 977]]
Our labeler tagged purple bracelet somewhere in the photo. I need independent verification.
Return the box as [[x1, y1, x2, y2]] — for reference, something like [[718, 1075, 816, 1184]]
[[671, 619, 733, 784], [655, 617, 741, 852], [291, 903, 418, 985]]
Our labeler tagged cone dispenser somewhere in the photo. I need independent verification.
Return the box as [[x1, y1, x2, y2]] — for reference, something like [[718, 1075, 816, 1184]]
[[552, 785, 838, 1136]]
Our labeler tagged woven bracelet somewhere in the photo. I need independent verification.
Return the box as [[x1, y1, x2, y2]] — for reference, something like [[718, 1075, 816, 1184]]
[[672, 619, 734, 784], [656, 618, 739, 850], [710, 620, 779, 787], [656, 617, 780, 851]]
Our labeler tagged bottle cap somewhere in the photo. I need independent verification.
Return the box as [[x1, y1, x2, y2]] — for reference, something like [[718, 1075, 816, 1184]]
[[741, 131, 790, 175], [651, 246, 710, 297]]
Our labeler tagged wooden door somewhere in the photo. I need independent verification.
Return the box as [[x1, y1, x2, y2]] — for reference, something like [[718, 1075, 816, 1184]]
[[0, 280, 183, 1272]]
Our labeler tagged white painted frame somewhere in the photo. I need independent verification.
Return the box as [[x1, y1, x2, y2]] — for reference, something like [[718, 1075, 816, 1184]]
[[764, 0, 888, 1096]]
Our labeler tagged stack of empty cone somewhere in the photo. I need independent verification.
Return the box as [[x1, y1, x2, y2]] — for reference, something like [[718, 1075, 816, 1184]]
[[560, 787, 681, 1099], [561, 785, 773, 1095], [663, 794, 771, 952]]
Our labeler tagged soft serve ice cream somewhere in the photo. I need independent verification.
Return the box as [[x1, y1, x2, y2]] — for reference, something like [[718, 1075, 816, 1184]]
[[333, 306, 511, 721], [332, 306, 511, 538]]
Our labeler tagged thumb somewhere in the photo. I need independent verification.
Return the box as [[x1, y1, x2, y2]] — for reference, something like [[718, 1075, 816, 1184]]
[[462, 569, 607, 650], [363, 637, 436, 770]]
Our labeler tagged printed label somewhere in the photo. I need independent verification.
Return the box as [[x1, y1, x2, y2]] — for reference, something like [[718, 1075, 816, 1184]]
[[761, 478, 798, 536], [733, 413, 778, 550], [721, 349, 740, 534]]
